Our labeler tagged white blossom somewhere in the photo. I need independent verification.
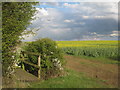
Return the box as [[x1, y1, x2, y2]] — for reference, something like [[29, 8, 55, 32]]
[[12, 55, 15, 59], [57, 60, 60, 63], [50, 52, 53, 54], [59, 67, 63, 70]]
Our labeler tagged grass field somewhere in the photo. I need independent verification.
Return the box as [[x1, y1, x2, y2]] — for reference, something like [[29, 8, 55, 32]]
[[29, 69, 111, 88]]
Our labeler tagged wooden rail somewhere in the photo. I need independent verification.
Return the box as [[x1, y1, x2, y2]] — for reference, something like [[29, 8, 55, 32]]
[[20, 51, 41, 79], [20, 59, 40, 68], [21, 51, 41, 56]]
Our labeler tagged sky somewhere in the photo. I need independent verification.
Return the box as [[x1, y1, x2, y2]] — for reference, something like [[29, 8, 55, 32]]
[[22, 2, 119, 41]]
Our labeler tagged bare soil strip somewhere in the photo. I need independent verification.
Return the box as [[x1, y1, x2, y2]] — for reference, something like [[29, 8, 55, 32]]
[[64, 55, 118, 87]]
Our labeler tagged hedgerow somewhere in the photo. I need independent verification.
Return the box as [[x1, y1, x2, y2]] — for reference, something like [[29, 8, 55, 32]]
[[23, 38, 65, 79]]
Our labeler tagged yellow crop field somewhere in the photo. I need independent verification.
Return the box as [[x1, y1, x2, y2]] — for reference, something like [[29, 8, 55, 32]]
[[56, 40, 118, 48], [56, 40, 118, 58]]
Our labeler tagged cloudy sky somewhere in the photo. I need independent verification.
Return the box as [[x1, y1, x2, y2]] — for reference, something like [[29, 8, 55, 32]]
[[22, 2, 119, 41]]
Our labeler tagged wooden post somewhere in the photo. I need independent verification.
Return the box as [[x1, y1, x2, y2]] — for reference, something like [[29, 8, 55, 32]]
[[22, 62, 25, 70], [38, 55, 41, 79], [21, 54, 25, 70]]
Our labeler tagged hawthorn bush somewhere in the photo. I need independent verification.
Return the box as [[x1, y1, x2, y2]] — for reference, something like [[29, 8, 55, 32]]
[[24, 38, 64, 79]]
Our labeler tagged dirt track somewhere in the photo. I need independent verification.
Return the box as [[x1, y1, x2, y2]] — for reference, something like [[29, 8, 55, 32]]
[[64, 55, 118, 87], [3, 55, 118, 88]]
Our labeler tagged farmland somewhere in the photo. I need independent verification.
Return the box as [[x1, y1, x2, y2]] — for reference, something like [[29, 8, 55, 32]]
[[29, 55, 118, 88], [28, 40, 119, 88], [56, 40, 119, 59], [4, 40, 119, 88]]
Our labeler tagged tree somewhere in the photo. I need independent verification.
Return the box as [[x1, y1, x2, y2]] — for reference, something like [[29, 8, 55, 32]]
[[2, 2, 38, 77]]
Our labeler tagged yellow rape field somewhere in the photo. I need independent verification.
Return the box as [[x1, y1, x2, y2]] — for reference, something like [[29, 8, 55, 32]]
[[56, 40, 118, 48], [56, 40, 118, 58]]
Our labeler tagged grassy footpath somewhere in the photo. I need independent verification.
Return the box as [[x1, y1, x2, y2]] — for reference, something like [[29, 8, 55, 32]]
[[28, 69, 111, 88], [73, 55, 119, 65]]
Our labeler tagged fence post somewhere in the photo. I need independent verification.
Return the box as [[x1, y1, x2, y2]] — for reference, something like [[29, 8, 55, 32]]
[[22, 62, 25, 70], [38, 55, 41, 79], [21, 53, 25, 70]]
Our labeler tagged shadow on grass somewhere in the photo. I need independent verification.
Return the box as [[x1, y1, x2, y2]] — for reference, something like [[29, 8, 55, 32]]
[[108, 56, 120, 61]]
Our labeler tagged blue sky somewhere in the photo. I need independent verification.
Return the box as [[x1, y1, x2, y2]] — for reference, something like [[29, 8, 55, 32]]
[[22, 2, 118, 41]]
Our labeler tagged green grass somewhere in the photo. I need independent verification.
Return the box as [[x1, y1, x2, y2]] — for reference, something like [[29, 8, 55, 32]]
[[28, 69, 112, 88], [75, 55, 120, 65]]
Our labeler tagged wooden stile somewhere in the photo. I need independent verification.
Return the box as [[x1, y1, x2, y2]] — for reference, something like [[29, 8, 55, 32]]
[[20, 51, 41, 79]]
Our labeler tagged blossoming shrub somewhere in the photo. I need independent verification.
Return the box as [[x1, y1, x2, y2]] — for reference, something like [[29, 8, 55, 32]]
[[24, 38, 64, 79]]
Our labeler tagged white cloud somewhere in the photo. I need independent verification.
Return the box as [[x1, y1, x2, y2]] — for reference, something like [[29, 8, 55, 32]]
[[94, 16, 105, 19], [64, 19, 74, 23], [21, 34, 35, 41], [63, 3, 79, 8], [31, 7, 64, 28], [24, 2, 118, 41], [64, 2, 118, 21], [82, 35, 101, 40], [40, 2, 59, 6], [91, 32, 97, 35], [82, 16, 89, 19], [63, 3, 69, 6], [110, 31, 120, 36], [50, 28, 71, 34], [31, 8, 49, 23], [36, 8, 48, 16], [110, 34, 118, 36]]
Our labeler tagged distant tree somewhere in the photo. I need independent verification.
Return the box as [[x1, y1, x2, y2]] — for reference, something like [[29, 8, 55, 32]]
[[2, 2, 38, 77]]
